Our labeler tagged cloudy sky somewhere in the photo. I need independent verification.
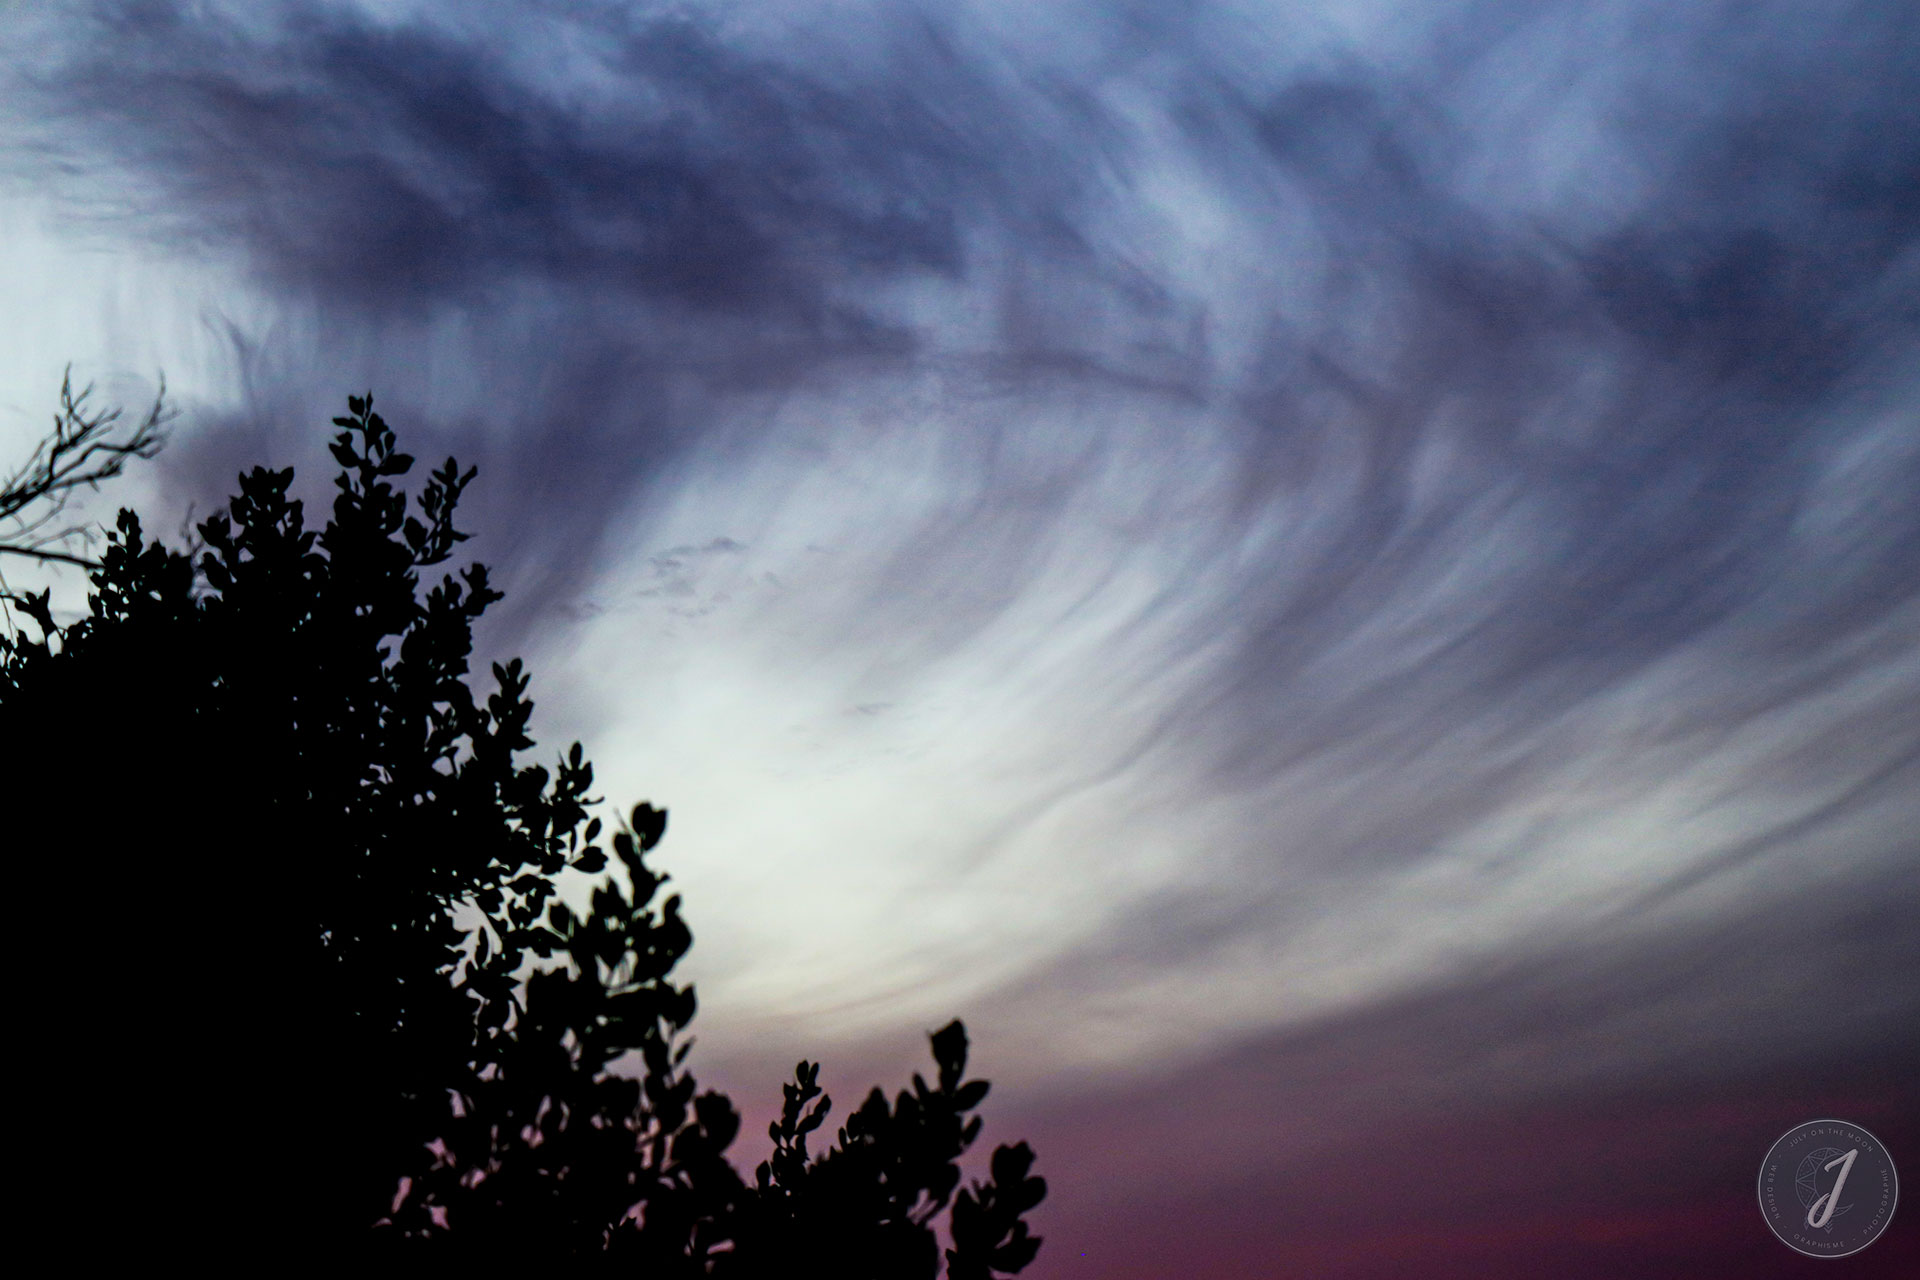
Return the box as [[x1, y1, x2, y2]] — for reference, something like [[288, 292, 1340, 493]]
[[3, 0, 1916, 1274]]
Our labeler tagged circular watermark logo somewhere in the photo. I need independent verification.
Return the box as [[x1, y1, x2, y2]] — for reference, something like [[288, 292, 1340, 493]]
[[1758, 1119, 1899, 1258]]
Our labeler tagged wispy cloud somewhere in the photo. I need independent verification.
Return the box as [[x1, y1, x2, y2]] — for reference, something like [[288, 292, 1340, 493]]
[[6, 2, 1917, 1268]]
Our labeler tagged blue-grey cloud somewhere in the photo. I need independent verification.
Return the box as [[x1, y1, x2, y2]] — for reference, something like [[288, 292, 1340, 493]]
[[6, 5, 1918, 1228]]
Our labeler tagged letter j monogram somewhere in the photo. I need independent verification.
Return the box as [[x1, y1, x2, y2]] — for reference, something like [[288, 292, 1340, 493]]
[[1808, 1148, 1858, 1229]]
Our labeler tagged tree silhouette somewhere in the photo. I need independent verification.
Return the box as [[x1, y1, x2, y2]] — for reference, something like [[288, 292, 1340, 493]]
[[2, 394, 1043, 1274]]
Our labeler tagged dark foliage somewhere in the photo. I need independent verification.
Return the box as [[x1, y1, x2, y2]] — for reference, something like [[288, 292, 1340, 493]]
[[2, 395, 1042, 1275]]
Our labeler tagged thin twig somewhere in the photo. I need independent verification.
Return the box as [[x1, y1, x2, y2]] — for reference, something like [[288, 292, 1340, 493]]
[[0, 365, 175, 570]]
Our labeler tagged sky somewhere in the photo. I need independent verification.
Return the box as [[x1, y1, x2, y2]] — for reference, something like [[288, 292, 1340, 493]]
[[2, 0, 1916, 1275]]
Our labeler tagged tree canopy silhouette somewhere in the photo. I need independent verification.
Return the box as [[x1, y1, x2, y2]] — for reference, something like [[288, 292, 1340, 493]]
[[2, 394, 1043, 1275]]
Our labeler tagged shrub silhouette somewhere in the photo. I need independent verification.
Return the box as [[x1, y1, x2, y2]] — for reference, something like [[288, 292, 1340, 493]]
[[2, 394, 1043, 1275]]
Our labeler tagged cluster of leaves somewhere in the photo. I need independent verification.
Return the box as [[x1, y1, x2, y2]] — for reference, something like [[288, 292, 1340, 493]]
[[740, 1023, 1047, 1278], [1, 394, 1043, 1275]]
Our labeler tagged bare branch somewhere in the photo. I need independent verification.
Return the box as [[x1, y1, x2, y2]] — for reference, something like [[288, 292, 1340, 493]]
[[0, 366, 175, 570], [0, 544, 101, 569]]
